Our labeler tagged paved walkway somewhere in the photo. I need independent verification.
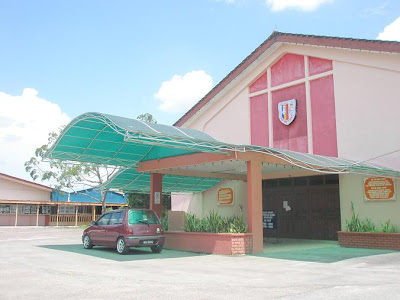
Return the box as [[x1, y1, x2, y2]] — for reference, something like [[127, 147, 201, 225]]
[[41, 244, 207, 262], [259, 238, 396, 263], [1, 227, 400, 299]]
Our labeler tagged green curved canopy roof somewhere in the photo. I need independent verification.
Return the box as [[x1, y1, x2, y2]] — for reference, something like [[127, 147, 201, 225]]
[[46, 112, 400, 193], [103, 168, 222, 193], [47, 112, 226, 167]]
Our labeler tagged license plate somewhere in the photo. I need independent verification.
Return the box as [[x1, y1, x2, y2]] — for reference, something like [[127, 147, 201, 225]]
[[142, 240, 154, 245]]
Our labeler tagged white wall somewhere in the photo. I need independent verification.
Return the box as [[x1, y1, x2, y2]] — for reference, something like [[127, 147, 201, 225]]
[[201, 180, 248, 222], [0, 178, 51, 201], [171, 192, 203, 217], [333, 60, 400, 170], [190, 84, 251, 145], [171, 181, 248, 221], [339, 174, 400, 230], [174, 43, 400, 220]]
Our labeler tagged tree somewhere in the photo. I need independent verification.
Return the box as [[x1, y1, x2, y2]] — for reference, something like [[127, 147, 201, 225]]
[[127, 193, 171, 210], [25, 113, 158, 214], [25, 128, 119, 214], [136, 113, 157, 123]]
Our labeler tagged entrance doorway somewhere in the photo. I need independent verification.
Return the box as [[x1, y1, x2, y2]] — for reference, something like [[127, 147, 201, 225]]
[[263, 175, 341, 240]]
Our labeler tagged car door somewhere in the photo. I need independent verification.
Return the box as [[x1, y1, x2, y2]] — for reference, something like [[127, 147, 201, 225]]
[[105, 211, 124, 245], [90, 213, 111, 245]]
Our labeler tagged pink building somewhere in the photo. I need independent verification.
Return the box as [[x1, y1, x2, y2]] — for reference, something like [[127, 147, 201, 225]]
[[172, 32, 400, 241]]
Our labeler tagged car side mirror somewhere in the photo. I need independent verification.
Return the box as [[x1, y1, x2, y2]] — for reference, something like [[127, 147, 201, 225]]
[[91, 221, 97, 226]]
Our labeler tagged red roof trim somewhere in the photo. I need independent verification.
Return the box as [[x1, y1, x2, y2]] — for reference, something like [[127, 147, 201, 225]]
[[174, 31, 400, 126], [0, 173, 52, 192]]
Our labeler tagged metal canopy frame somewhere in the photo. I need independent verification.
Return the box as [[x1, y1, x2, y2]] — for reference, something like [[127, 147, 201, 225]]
[[45, 112, 400, 193]]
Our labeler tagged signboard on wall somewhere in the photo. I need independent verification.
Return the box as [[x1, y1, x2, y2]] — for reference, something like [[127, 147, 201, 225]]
[[154, 192, 161, 204], [263, 210, 277, 229], [218, 188, 233, 205], [364, 177, 395, 201]]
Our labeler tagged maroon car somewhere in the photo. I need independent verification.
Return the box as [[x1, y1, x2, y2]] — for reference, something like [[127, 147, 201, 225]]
[[82, 209, 165, 254]]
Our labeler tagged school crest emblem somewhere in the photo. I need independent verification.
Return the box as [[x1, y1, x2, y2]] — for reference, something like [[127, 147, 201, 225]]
[[278, 99, 297, 125]]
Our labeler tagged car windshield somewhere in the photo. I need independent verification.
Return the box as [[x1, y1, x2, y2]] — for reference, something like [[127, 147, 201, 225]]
[[128, 210, 159, 225]]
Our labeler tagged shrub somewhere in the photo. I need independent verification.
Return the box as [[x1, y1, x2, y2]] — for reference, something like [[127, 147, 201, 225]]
[[381, 220, 398, 233], [345, 202, 398, 233], [360, 218, 377, 232], [184, 210, 247, 233], [345, 202, 362, 232], [161, 210, 168, 231]]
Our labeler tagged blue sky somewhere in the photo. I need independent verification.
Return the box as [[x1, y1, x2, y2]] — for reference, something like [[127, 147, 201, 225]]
[[1, 0, 399, 180]]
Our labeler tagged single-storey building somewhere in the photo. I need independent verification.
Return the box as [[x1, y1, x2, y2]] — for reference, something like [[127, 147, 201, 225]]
[[172, 31, 400, 243], [0, 172, 127, 226], [44, 32, 400, 254]]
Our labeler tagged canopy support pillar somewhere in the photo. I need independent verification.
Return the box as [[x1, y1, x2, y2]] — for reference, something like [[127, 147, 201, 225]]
[[15, 204, 18, 227], [247, 160, 263, 254], [56, 205, 59, 227], [36, 204, 39, 226], [150, 173, 163, 219], [92, 205, 96, 221]]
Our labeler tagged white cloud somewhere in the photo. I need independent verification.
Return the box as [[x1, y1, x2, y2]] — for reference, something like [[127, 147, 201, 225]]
[[267, 0, 333, 12], [155, 70, 213, 113], [0, 88, 70, 181], [377, 17, 400, 41]]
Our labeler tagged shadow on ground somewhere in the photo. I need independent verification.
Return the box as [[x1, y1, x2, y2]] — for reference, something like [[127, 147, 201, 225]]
[[255, 238, 397, 263], [39, 244, 207, 262]]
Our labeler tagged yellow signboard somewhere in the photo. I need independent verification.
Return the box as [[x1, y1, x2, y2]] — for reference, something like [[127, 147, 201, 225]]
[[218, 188, 234, 205], [364, 177, 395, 201]]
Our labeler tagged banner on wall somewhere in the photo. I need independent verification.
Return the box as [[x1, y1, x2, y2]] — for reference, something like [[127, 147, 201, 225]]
[[364, 177, 395, 201], [218, 188, 234, 205]]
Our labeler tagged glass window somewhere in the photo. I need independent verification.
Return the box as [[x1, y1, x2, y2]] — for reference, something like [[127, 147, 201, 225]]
[[279, 178, 292, 187], [0, 205, 10, 214], [309, 176, 324, 185], [41, 206, 51, 214], [325, 174, 339, 184], [12, 205, 35, 214], [59, 206, 75, 214], [109, 211, 123, 225], [128, 210, 159, 225], [24, 206, 33, 214], [294, 177, 308, 186], [264, 179, 278, 188], [97, 213, 111, 226]]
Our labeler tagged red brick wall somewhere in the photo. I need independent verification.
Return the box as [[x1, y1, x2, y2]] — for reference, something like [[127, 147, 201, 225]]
[[231, 235, 253, 255], [165, 232, 253, 255], [338, 231, 400, 250]]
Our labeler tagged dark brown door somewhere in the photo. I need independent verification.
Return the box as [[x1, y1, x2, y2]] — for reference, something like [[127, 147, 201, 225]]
[[263, 175, 341, 240]]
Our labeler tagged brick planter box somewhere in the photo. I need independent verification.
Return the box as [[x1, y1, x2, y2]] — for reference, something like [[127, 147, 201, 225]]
[[164, 231, 253, 255], [338, 231, 400, 250]]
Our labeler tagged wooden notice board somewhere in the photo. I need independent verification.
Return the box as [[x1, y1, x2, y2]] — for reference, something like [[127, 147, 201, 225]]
[[364, 177, 395, 201], [218, 188, 233, 205]]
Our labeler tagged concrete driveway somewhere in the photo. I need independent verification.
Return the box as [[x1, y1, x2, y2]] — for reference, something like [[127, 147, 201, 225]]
[[1, 227, 400, 300]]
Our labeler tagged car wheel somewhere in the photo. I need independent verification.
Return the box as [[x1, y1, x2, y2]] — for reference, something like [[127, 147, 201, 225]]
[[116, 237, 129, 255], [83, 235, 93, 249], [151, 244, 163, 253]]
